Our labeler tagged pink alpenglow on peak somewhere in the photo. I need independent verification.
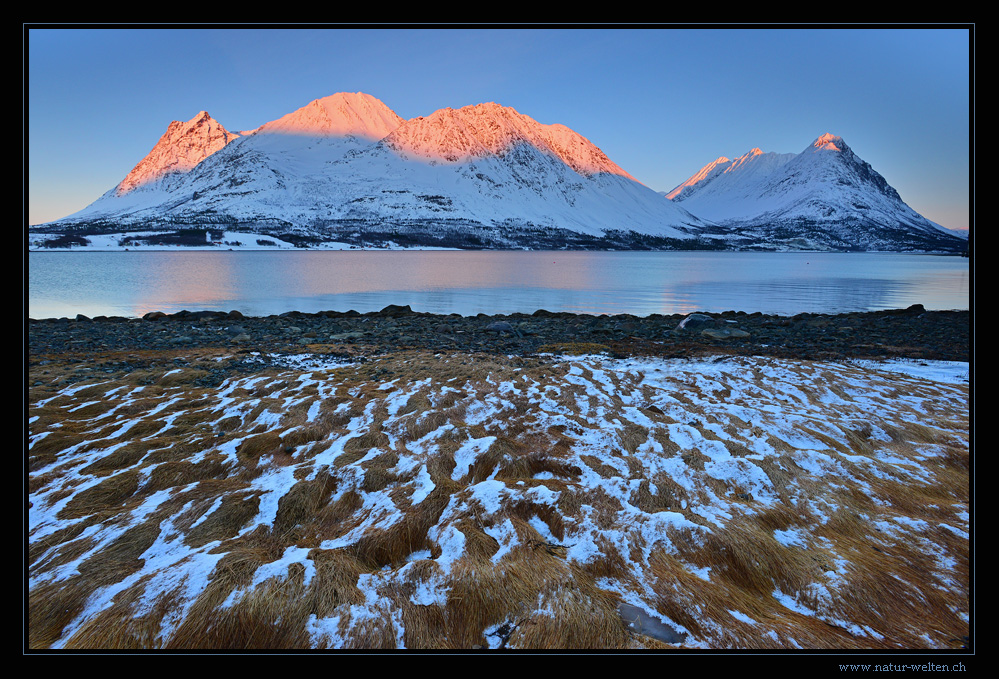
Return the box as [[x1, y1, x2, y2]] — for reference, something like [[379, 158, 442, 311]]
[[811, 133, 845, 152], [115, 111, 239, 195], [726, 148, 765, 172], [666, 148, 766, 200], [382, 101, 641, 182], [665, 156, 732, 200], [254, 92, 405, 141]]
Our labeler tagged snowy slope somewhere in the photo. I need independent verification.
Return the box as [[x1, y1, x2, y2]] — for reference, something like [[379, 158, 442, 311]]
[[39, 93, 709, 248], [667, 134, 967, 251], [253, 91, 406, 140], [664, 148, 797, 206]]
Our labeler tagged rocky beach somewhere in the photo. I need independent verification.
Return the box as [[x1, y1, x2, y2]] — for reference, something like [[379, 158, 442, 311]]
[[29, 304, 969, 385]]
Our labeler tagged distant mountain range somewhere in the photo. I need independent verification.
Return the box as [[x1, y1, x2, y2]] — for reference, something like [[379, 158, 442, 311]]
[[31, 92, 968, 253]]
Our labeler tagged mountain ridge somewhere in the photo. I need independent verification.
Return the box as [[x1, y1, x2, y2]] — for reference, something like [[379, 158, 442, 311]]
[[37, 92, 711, 249], [380, 101, 640, 182], [32, 95, 966, 253]]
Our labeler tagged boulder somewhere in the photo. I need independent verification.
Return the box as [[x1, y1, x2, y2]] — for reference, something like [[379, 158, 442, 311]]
[[172, 310, 226, 321], [330, 331, 366, 341], [484, 321, 515, 334], [675, 313, 716, 331], [701, 327, 750, 340], [377, 304, 413, 317]]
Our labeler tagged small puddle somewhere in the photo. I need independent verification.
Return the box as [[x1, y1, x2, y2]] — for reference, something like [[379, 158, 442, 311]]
[[617, 603, 688, 644]]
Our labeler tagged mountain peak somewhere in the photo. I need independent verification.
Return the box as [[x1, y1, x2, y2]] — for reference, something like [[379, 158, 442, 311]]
[[665, 156, 732, 200], [255, 91, 404, 140], [382, 101, 638, 181], [115, 111, 238, 196], [667, 146, 797, 204], [811, 133, 845, 152], [728, 148, 769, 172]]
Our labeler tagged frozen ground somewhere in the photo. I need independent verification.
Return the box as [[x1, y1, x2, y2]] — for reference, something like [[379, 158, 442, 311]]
[[27, 351, 970, 650]]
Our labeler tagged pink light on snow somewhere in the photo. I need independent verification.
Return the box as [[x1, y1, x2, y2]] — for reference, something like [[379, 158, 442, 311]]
[[382, 102, 641, 182]]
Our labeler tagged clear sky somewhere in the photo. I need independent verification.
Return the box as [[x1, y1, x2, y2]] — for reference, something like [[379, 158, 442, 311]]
[[26, 25, 972, 231]]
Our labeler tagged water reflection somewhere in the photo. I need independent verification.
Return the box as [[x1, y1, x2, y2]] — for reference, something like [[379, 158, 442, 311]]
[[130, 252, 242, 317], [28, 251, 969, 319]]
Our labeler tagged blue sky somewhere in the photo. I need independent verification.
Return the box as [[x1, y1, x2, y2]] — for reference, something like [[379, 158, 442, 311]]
[[26, 26, 972, 230]]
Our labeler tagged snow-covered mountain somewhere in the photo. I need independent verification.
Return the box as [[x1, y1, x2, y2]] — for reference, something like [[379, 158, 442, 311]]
[[33, 97, 967, 252], [114, 110, 241, 196], [666, 134, 967, 252], [37, 92, 711, 250]]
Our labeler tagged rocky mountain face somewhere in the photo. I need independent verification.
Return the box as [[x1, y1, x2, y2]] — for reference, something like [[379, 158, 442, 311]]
[[114, 111, 240, 196], [666, 134, 967, 252], [34, 96, 966, 252]]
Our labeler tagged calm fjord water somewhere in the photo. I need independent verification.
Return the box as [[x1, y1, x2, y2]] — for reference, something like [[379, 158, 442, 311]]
[[27, 250, 969, 320]]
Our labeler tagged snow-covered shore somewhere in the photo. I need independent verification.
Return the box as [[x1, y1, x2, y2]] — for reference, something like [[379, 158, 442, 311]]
[[27, 230, 460, 252]]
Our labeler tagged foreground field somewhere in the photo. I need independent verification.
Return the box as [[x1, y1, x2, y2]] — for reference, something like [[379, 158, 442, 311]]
[[27, 347, 970, 650]]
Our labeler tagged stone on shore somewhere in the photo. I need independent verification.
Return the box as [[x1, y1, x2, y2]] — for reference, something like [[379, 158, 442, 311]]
[[484, 320, 515, 334], [701, 327, 751, 340], [675, 313, 716, 331], [377, 304, 414, 317]]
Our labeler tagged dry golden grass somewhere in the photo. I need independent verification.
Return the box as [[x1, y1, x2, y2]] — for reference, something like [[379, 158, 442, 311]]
[[56, 470, 141, 520], [143, 456, 230, 494], [27, 349, 970, 650], [184, 492, 263, 548], [346, 490, 453, 570]]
